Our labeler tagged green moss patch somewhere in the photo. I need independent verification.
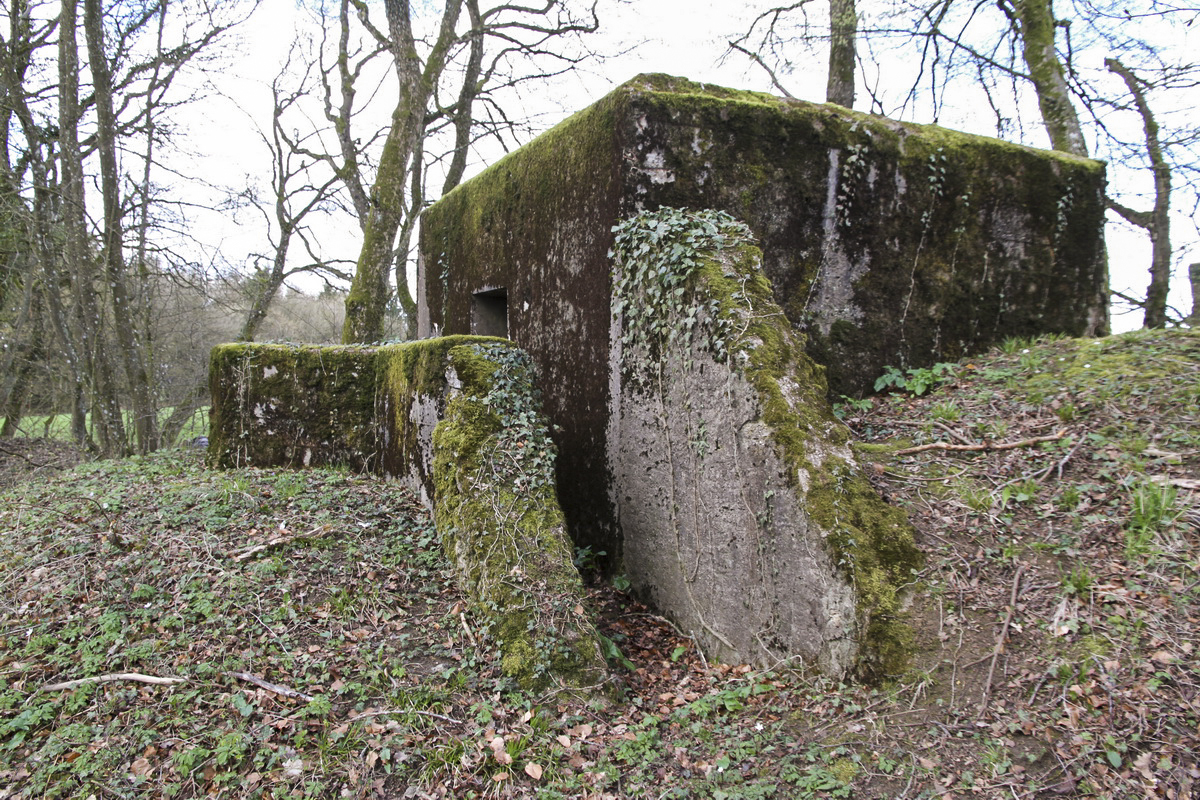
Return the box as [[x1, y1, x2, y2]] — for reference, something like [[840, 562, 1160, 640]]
[[432, 343, 609, 691]]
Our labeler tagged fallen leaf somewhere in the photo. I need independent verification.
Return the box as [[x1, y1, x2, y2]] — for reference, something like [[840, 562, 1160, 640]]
[[130, 757, 152, 777], [525, 762, 544, 780], [556, 734, 571, 748], [489, 736, 513, 765]]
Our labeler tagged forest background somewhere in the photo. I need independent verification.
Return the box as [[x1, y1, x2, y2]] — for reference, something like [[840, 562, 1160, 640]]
[[0, 0, 1196, 456]]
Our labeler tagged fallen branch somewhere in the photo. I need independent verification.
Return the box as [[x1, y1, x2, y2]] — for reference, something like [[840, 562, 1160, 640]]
[[232, 525, 329, 561], [41, 672, 186, 692], [895, 430, 1066, 456], [346, 708, 463, 725], [459, 612, 478, 647], [978, 562, 1027, 717], [887, 418, 975, 446], [225, 671, 314, 702]]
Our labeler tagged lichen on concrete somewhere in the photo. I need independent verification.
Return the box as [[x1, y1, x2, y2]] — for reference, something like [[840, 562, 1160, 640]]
[[609, 208, 921, 678]]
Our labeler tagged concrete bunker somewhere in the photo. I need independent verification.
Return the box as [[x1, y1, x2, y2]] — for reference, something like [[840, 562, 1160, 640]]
[[210, 73, 1109, 679], [418, 72, 1108, 564]]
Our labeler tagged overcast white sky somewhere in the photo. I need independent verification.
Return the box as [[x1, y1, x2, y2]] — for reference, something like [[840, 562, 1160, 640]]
[[189, 0, 1196, 333]]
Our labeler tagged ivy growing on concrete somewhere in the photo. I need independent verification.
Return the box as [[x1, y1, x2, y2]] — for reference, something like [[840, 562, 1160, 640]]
[[471, 342, 558, 494], [610, 207, 752, 389]]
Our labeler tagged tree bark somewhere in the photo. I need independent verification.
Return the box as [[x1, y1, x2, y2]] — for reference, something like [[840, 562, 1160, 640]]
[[84, 0, 159, 452], [0, 282, 44, 438], [1104, 57, 1171, 329], [826, 0, 857, 107], [60, 0, 126, 454], [1189, 263, 1200, 326], [1011, 0, 1088, 156]]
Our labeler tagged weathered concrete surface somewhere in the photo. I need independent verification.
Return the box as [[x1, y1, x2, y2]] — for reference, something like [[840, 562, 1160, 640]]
[[418, 72, 1108, 561], [608, 210, 920, 676], [208, 338, 608, 691], [208, 343, 380, 473]]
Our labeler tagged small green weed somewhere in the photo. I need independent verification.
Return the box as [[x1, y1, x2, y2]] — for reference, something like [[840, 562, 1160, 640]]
[[833, 395, 872, 419], [930, 400, 961, 422], [874, 362, 957, 396], [1128, 479, 1179, 534], [1062, 564, 1094, 597]]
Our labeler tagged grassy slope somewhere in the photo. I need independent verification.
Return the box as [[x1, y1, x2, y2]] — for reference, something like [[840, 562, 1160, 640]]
[[0, 328, 1197, 799]]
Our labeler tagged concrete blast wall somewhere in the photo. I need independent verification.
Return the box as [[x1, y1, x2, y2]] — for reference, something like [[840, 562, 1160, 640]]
[[207, 338, 608, 691], [607, 209, 920, 676]]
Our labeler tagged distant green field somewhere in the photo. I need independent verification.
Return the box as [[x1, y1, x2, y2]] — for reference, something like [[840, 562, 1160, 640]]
[[4, 405, 210, 445]]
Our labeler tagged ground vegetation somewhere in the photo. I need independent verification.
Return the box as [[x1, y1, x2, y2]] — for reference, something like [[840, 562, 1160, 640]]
[[1, 328, 1196, 797]]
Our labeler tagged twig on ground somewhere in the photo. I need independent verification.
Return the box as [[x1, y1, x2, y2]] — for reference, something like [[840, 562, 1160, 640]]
[[41, 672, 186, 692], [886, 418, 976, 446], [1034, 437, 1084, 482], [347, 708, 463, 725], [459, 612, 478, 647], [225, 671, 315, 702], [896, 430, 1066, 456], [232, 525, 329, 561], [978, 562, 1027, 717]]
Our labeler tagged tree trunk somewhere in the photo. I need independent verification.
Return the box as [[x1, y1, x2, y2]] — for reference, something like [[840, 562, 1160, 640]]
[[60, 0, 126, 454], [1189, 263, 1200, 326], [84, 0, 159, 452], [1012, 0, 1088, 156], [1104, 58, 1171, 329], [342, 0, 463, 344], [826, 0, 857, 108], [0, 283, 44, 438]]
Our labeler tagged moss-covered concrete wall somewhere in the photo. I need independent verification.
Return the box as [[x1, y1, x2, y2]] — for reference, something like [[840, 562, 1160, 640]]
[[208, 338, 608, 691], [613, 76, 1107, 396], [609, 209, 920, 677], [208, 343, 381, 472], [418, 91, 625, 558], [418, 73, 1108, 561]]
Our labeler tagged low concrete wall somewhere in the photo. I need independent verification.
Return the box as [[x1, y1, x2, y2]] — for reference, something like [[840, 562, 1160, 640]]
[[208, 337, 608, 691]]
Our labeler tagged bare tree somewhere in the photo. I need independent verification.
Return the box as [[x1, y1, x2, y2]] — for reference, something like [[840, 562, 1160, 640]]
[[0, 0, 254, 452], [61, 0, 126, 453], [1008, 0, 1088, 155], [331, 0, 601, 343], [237, 48, 347, 343], [728, 0, 860, 107], [1104, 57, 1171, 328], [84, 0, 160, 452]]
